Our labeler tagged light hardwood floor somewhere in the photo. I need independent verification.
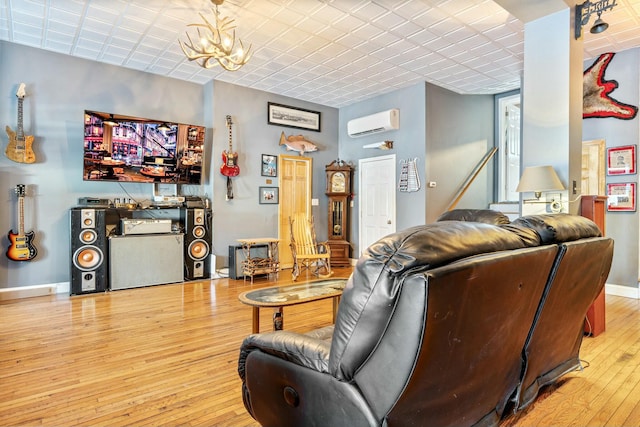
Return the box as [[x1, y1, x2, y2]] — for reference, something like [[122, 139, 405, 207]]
[[1, 269, 639, 427]]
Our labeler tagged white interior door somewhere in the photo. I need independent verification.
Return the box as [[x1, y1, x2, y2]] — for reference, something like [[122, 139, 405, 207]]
[[498, 94, 521, 202], [359, 154, 396, 257]]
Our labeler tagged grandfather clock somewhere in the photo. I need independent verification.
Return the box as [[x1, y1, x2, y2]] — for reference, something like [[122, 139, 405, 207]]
[[325, 160, 352, 267]]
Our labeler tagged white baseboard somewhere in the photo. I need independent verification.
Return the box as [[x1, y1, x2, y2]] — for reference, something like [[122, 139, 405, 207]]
[[0, 284, 54, 301], [0, 282, 70, 301], [56, 282, 70, 295], [606, 283, 640, 299]]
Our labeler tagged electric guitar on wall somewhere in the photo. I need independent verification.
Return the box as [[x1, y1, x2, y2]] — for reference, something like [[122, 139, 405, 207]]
[[6, 184, 38, 262], [221, 115, 240, 200], [5, 83, 36, 164]]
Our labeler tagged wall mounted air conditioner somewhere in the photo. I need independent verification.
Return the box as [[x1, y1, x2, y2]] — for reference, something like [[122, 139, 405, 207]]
[[347, 109, 400, 138]]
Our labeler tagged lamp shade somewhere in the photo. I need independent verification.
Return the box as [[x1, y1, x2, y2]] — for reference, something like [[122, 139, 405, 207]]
[[516, 165, 565, 195]]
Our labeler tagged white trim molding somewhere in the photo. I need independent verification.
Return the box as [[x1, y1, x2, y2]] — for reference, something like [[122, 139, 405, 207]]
[[606, 283, 640, 299]]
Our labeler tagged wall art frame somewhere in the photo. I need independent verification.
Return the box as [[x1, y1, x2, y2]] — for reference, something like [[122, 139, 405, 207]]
[[607, 145, 636, 175], [607, 182, 636, 211], [261, 154, 278, 177], [267, 102, 321, 132], [259, 186, 279, 204]]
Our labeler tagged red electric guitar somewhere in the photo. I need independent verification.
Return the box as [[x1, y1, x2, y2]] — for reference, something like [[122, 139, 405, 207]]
[[221, 115, 239, 200], [6, 184, 38, 262]]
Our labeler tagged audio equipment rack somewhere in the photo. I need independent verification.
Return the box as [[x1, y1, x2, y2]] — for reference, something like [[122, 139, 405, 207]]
[[69, 205, 212, 294]]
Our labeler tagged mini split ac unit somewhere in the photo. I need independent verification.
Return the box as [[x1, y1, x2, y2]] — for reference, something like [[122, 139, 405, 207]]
[[347, 109, 400, 138]]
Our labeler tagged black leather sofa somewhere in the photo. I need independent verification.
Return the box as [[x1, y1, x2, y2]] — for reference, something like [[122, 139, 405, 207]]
[[238, 213, 613, 427]]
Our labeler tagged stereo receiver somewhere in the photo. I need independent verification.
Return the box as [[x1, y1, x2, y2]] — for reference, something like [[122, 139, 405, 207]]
[[120, 219, 172, 235]]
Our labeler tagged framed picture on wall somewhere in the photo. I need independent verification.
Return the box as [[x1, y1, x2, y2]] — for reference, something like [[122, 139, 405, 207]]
[[607, 145, 636, 175], [259, 186, 279, 204], [261, 154, 277, 177], [267, 102, 321, 132], [607, 182, 636, 211]]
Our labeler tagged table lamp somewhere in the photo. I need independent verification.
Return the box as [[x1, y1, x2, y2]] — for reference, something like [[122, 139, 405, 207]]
[[516, 165, 565, 200]]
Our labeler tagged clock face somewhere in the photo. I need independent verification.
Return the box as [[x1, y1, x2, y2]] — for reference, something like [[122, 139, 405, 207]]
[[331, 172, 346, 193]]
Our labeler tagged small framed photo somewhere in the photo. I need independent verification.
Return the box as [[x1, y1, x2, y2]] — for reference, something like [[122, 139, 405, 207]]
[[607, 182, 636, 211], [607, 145, 636, 175], [259, 186, 279, 204], [261, 154, 278, 177], [267, 102, 321, 132]]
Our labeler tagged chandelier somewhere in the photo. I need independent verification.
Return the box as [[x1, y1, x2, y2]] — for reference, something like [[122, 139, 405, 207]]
[[179, 0, 252, 72]]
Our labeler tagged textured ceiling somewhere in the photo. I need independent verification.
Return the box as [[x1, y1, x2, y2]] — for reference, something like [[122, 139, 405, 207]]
[[1, 0, 639, 108]]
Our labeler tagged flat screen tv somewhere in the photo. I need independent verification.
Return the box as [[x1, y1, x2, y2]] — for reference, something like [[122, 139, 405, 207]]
[[83, 110, 205, 185]]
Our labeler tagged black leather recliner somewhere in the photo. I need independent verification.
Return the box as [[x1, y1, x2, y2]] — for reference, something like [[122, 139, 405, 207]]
[[238, 214, 613, 427]]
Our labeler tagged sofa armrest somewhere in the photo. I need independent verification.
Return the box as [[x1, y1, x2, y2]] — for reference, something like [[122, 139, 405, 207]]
[[238, 331, 331, 381]]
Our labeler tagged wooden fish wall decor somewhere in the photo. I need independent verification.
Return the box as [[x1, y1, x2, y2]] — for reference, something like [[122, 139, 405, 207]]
[[279, 131, 318, 155]]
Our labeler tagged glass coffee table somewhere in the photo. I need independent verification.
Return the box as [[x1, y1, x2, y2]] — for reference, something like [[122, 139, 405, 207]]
[[238, 278, 347, 333]]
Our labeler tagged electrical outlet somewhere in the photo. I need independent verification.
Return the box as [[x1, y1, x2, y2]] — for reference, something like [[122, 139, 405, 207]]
[[546, 193, 562, 203]]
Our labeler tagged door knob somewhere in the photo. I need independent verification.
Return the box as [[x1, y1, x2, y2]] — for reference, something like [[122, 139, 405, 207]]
[[387, 219, 392, 224]]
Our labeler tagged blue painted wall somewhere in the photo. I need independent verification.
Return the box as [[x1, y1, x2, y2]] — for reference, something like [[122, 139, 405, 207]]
[[0, 41, 206, 289], [4, 38, 635, 292], [339, 82, 495, 257], [209, 80, 339, 261], [583, 48, 640, 289], [0, 41, 339, 288]]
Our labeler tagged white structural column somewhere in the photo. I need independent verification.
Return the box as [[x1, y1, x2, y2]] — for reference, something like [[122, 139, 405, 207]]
[[496, 1, 584, 214]]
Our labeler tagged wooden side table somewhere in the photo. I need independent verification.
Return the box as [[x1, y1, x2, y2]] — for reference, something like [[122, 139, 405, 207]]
[[581, 195, 607, 336], [237, 238, 280, 283]]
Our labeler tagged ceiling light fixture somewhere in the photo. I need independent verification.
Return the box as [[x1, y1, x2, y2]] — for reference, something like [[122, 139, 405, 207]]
[[179, 0, 252, 72], [158, 123, 172, 132], [575, 0, 617, 39]]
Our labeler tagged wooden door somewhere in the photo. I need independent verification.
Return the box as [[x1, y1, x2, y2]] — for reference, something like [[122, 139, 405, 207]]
[[582, 139, 606, 195], [278, 155, 312, 269]]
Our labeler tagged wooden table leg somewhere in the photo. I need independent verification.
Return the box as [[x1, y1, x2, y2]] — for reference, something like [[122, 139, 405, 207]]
[[332, 296, 341, 322], [252, 307, 260, 334]]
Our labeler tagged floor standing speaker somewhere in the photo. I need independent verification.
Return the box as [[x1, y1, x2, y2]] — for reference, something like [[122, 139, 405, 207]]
[[70, 208, 108, 295], [183, 208, 212, 280]]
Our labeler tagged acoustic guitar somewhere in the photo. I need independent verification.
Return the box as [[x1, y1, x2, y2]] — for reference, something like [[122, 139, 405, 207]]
[[5, 83, 36, 164], [6, 184, 38, 262], [221, 115, 240, 200]]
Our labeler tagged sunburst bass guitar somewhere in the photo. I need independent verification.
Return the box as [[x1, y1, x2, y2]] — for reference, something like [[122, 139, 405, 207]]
[[5, 83, 36, 164], [6, 184, 38, 262]]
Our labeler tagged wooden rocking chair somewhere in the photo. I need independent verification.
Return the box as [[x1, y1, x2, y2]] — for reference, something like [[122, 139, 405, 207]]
[[289, 213, 332, 281]]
